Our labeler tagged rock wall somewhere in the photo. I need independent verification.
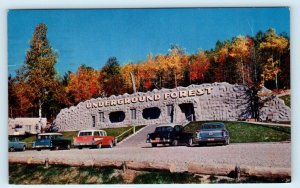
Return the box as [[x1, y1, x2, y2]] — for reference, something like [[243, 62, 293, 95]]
[[55, 82, 291, 131]]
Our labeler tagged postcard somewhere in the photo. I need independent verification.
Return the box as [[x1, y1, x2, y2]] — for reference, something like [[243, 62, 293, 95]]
[[8, 8, 291, 184]]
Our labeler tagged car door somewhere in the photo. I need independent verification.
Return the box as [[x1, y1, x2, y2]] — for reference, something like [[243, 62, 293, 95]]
[[16, 138, 23, 149], [173, 125, 185, 143], [93, 131, 102, 145], [99, 131, 109, 145]]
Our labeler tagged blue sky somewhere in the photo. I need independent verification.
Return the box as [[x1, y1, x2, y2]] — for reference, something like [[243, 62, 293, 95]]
[[8, 8, 290, 77]]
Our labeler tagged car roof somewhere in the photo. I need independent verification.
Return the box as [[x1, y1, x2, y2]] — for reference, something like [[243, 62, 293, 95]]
[[202, 122, 225, 126], [79, 129, 105, 132], [156, 123, 181, 128], [38, 133, 63, 136]]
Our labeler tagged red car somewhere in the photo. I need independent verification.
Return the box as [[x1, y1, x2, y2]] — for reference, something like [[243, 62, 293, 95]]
[[73, 129, 116, 149]]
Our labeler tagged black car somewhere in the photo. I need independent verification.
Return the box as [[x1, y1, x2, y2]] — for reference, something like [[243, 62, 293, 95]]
[[146, 124, 193, 147], [193, 122, 230, 146], [32, 133, 72, 151]]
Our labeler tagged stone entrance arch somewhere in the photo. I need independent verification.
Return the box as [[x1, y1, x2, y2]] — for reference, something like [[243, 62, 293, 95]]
[[179, 103, 195, 121], [109, 111, 125, 123], [142, 107, 161, 120]]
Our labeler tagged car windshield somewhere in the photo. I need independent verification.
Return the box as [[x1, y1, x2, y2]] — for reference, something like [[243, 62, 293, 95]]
[[38, 135, 62, 139], [79, 131, 93, 136], [200, 123, 224, 130], [155, 126, 173, 132], [9, 137, 17, 142], [38, 135, 51, 139]]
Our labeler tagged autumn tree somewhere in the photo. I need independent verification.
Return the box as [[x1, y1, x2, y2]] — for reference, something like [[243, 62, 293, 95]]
[[120, 62, 137, 93], [189, 50, 210, 84], [206, 40, 237, 84], [8, 75, 33, 117], [15, 23, 66, 119], [67, 65, 101, 104], [259, 28, 289, 89], [99, 57, 125, 96], [167, 45, 185, 88], [229, 36, 253, 85]]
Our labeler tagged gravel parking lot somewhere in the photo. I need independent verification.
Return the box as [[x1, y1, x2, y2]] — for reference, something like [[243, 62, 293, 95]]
[[9, 142, 291, 169], [9, 124, 291, 172]]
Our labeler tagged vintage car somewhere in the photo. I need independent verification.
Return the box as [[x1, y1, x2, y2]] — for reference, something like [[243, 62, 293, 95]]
[[32, 133, 72, 151], [193, 122, 230, 146], [8, 137, 26, 152], [73, 129, 116, 149], [146, 124, 193, 147]]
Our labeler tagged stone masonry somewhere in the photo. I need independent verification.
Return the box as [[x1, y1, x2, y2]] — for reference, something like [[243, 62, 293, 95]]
[[55, 82, 291, 131]]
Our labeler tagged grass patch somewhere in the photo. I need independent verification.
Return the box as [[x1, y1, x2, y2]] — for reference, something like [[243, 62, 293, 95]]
[[9, 164, 123, 184], [279, 95, 291, 108], [184, 121, 290, 143], [133, 171, 202, 184], [9, 164, 290, 184], [19, 125, 145, 149]]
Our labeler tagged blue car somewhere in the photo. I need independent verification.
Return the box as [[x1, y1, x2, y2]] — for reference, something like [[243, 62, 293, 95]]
[[193, 122, 230, 146], [33, 133, 71, 151], [9, 137, 26, 152]]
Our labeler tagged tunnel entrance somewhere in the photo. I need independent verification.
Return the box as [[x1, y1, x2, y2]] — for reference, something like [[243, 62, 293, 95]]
[[179, 103, 195, 121], [109, 111, 125, 123], [142, 107, 161, 120]]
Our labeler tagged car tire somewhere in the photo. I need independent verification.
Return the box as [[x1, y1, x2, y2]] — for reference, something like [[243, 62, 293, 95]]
[[113, 139, 117, 146], [37, 148, 41, 151], [9, 147, 14, 152], [151, 143, 157, 147], [225, 138, 230, 145], [187, 138, 193, 147], [108, 141, 113, 148], [96, 143, 102, 149], [78, 146, 82, 150], [54, 146, 59, 150], [22, 146, 26, 151], [172, 140, 178, 146], [66, 144, 71, 150]]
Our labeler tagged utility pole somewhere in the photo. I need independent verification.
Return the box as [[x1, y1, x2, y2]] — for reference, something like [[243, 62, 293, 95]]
[[130, 72, 136, 133], [130, 72, 137, 93]]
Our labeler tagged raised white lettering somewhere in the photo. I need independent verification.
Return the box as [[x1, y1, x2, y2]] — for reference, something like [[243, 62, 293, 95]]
[[188, 90, 196, 97], [164, 93, 170, 100], [206, 87, 213, 94], [131, 97, 138, 103], [124, 98, 131, 104], [179, 90, 187, 98], [117, 99, 124, 105], [110, 100, 116, 106], [196, 88, 204, 96], [146, 95, 153, 101], [98, 101, 104, 107], [154, 94, 160, 101], [170, 92, 178, 99], [138, 96, 146, 102], [104, 101, 110, 106]]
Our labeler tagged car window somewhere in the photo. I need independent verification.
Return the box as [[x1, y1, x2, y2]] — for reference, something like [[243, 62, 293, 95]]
[[155, 126, 173, 132], [201, 123, 224, 130], [79, 132, 92, 136], [39, 135, 49, 139], [55, 135, 63, 139], [94, 131, 100, 136], [9, 137, 17, 142], [174, 125, 182, 132]]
